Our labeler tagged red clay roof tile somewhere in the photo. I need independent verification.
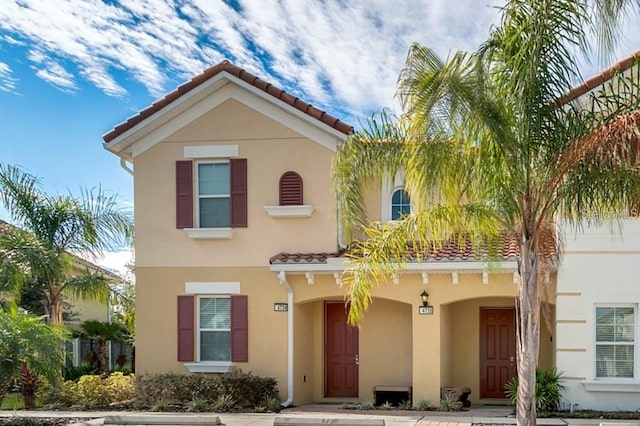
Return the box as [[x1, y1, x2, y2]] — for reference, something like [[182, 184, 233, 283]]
[[269, 233, 546, 265], [103, 61, 353, 143]]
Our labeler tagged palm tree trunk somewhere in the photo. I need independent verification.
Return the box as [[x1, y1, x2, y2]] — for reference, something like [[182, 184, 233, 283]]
[[516, 238, 541, 426], [48, 299, 63, 326], [20, 361, 37, 410]]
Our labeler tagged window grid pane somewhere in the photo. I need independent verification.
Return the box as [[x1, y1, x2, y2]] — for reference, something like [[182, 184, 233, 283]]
[[595, 306, 635, 378], [199, 297, 231, 362], [391, 189, 411, 220], [199, 198, 230, 227], [198, 163, 229, 196]]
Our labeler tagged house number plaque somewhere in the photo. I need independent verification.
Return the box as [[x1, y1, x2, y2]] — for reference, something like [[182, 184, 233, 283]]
[[274, 303, 288, 312], [418, 306, 434, 315]]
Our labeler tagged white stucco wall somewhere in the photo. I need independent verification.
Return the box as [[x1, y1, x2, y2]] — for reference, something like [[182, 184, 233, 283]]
[[556, 219, 640, 411]]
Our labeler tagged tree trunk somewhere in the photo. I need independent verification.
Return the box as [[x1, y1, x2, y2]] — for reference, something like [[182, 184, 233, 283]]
[[48, 298, 64, 326], [516, 238, 541, 426], [98, 340, 109, 374], [20, 361, 37, 410]]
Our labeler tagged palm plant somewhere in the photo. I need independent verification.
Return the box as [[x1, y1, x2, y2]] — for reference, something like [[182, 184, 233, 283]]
[[0, 302, 70, 408], [333, 2, 640, 425], [0, 164, 133, 326], [81, 320, 126, 374]]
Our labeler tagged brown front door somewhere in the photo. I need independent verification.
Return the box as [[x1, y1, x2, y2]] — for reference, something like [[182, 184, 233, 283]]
[[480, 307, 517, 399], [325, 301, 359, 397]]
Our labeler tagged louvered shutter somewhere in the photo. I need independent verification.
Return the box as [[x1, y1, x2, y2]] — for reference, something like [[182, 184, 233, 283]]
[[230, 158, 247, 227], [175, 161, 193, 229], [279, 171, 303, 205], [230, 295, 248, 362], [177, 295, 195, 362]]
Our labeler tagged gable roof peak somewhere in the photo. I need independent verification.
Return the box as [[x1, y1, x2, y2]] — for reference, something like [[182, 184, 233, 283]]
[[103, 60, 353, 144]]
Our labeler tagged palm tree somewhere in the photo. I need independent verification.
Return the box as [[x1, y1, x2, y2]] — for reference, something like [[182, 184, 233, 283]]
[[0, 164, 133, 326], [81, 320, 126, 374], [0, 302, 70, 408], [333, 2, 640, 425]]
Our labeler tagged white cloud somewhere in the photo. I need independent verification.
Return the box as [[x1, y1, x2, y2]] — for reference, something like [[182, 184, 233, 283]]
[[94, 249, 134, 279], [28, 50, 77, 91], [0, 61, 18, 93], [0, 0, 637, 121]]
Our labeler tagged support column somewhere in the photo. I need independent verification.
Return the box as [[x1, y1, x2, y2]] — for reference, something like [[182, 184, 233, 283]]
[[412, 302, 441, 403]]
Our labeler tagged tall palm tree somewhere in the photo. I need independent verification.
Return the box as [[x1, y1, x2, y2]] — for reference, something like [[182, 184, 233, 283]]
[[0, 164, 133, 326], [0, 302, 70, 408], [333, 2, 640, 425]]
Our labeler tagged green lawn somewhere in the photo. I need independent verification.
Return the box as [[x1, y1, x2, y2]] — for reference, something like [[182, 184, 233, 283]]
[[1, 393, 24, 410]]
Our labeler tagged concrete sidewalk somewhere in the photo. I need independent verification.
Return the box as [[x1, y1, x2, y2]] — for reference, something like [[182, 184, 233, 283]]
[[1, 408, 639, 426]]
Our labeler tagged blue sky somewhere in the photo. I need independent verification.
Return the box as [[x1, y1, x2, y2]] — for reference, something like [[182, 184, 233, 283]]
[[1, 0, 639, 272]]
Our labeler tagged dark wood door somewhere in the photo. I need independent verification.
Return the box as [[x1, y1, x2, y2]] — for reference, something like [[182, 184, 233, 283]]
[[325, 302, 359, 397], [480, 308, 516, 399]]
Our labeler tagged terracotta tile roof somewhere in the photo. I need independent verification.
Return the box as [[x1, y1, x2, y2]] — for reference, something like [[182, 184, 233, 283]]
[[103, 61, 353, 143], [268, 233, 548, 264], [556, 49, 640, 107]]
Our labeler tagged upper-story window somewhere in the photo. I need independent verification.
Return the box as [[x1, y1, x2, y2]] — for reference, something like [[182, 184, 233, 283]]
[[391, 189, 411, 220], [197, 162, 230, 227], [279, 171, 303, 206], [175, 157, 247, 231], [595, 305, 635, 379]]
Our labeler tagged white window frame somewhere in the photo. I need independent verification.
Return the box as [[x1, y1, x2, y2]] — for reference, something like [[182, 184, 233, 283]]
[[195, 160, 230, 228], [594, 304, 637, 381], [196, 295, 231, 363]]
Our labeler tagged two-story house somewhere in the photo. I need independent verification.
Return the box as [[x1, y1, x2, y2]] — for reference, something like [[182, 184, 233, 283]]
[[103, 56, 639, 410], [102, 62, 555, 407]]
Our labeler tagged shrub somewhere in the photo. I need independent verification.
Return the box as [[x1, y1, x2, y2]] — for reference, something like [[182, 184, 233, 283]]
[[211, 394, 236, 412], [216, 368, 279, 407], [359, 399, 374, 410], [439, 393, 462, 411], [505, 367, 566, 413], [135, 370, 278, 410], [413, 398, 432, 411], [135, 373, 220, 407], [42, 373, 135, 408]]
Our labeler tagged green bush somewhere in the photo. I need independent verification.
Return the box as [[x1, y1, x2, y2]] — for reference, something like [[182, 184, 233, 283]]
[[505, 367, 566, 413], [135, 373, 221, 407], [43, 373, 135, 408], [135, 369, 279, 410]]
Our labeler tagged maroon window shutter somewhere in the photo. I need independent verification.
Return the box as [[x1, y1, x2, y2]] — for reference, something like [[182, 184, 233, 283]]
[[279, 171, 303, 205], [231, 295, 248, 362], [177, 295, 195, 362], [176, 161, 193, 229], [230, 158, 247, 228]]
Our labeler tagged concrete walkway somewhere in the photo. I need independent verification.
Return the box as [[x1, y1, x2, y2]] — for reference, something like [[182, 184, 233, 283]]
[[1, 406, 639, 426]]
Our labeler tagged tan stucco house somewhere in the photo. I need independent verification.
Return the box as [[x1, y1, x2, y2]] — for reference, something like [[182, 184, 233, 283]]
[[103, 56, 639, 410]]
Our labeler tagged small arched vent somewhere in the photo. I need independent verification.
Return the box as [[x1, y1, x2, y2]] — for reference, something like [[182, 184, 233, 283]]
[[279, 171, 303, 206]]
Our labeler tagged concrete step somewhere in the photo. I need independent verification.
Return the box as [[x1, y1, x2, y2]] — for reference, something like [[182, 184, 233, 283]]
[[274, 417, 385, 426], [103, 414, 221, 425]]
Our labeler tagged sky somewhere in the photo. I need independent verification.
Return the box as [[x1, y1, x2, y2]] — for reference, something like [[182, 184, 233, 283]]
[[1, 0, 639, 274]]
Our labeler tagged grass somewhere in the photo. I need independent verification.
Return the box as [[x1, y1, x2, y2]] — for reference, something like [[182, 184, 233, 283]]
[[1, 393, 24, 410]]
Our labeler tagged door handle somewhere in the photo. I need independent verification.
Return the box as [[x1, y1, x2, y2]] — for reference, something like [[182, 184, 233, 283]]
[[355, 354, 359, 366], [510, 356, 515, 366]]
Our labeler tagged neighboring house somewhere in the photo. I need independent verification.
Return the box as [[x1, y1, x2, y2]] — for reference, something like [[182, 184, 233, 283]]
[[103, 57, 638, 410], [0, 219, 130, 371]]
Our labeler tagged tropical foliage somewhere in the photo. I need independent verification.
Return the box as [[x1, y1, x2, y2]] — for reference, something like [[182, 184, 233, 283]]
[[506, 367, 567, 413], [0, 303, 69, 408], [333, 1, 640, 425], [81, 320, 127, 374], [0, 164, 133, 326]]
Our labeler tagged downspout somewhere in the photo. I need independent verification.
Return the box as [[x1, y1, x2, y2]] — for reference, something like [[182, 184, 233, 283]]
[[120, 158, 133, 176], [278, 271, 294, 407]]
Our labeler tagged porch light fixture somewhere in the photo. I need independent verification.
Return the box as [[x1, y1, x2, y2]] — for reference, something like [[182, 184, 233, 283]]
[[420, 290, 429, 307], [419, 290, 434, 315]]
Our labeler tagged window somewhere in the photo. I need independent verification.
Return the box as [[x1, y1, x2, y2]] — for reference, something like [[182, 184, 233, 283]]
[[199, 297, 231, 361], [175, 159, 247, 230], [197, 162, 230, 227], [177, 294, 248, 366], [391, 189, 411, 220], [595, 306, 635, 379]]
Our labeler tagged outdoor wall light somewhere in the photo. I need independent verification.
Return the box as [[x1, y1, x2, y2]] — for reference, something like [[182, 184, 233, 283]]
[[420, 290, 429, 307]]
